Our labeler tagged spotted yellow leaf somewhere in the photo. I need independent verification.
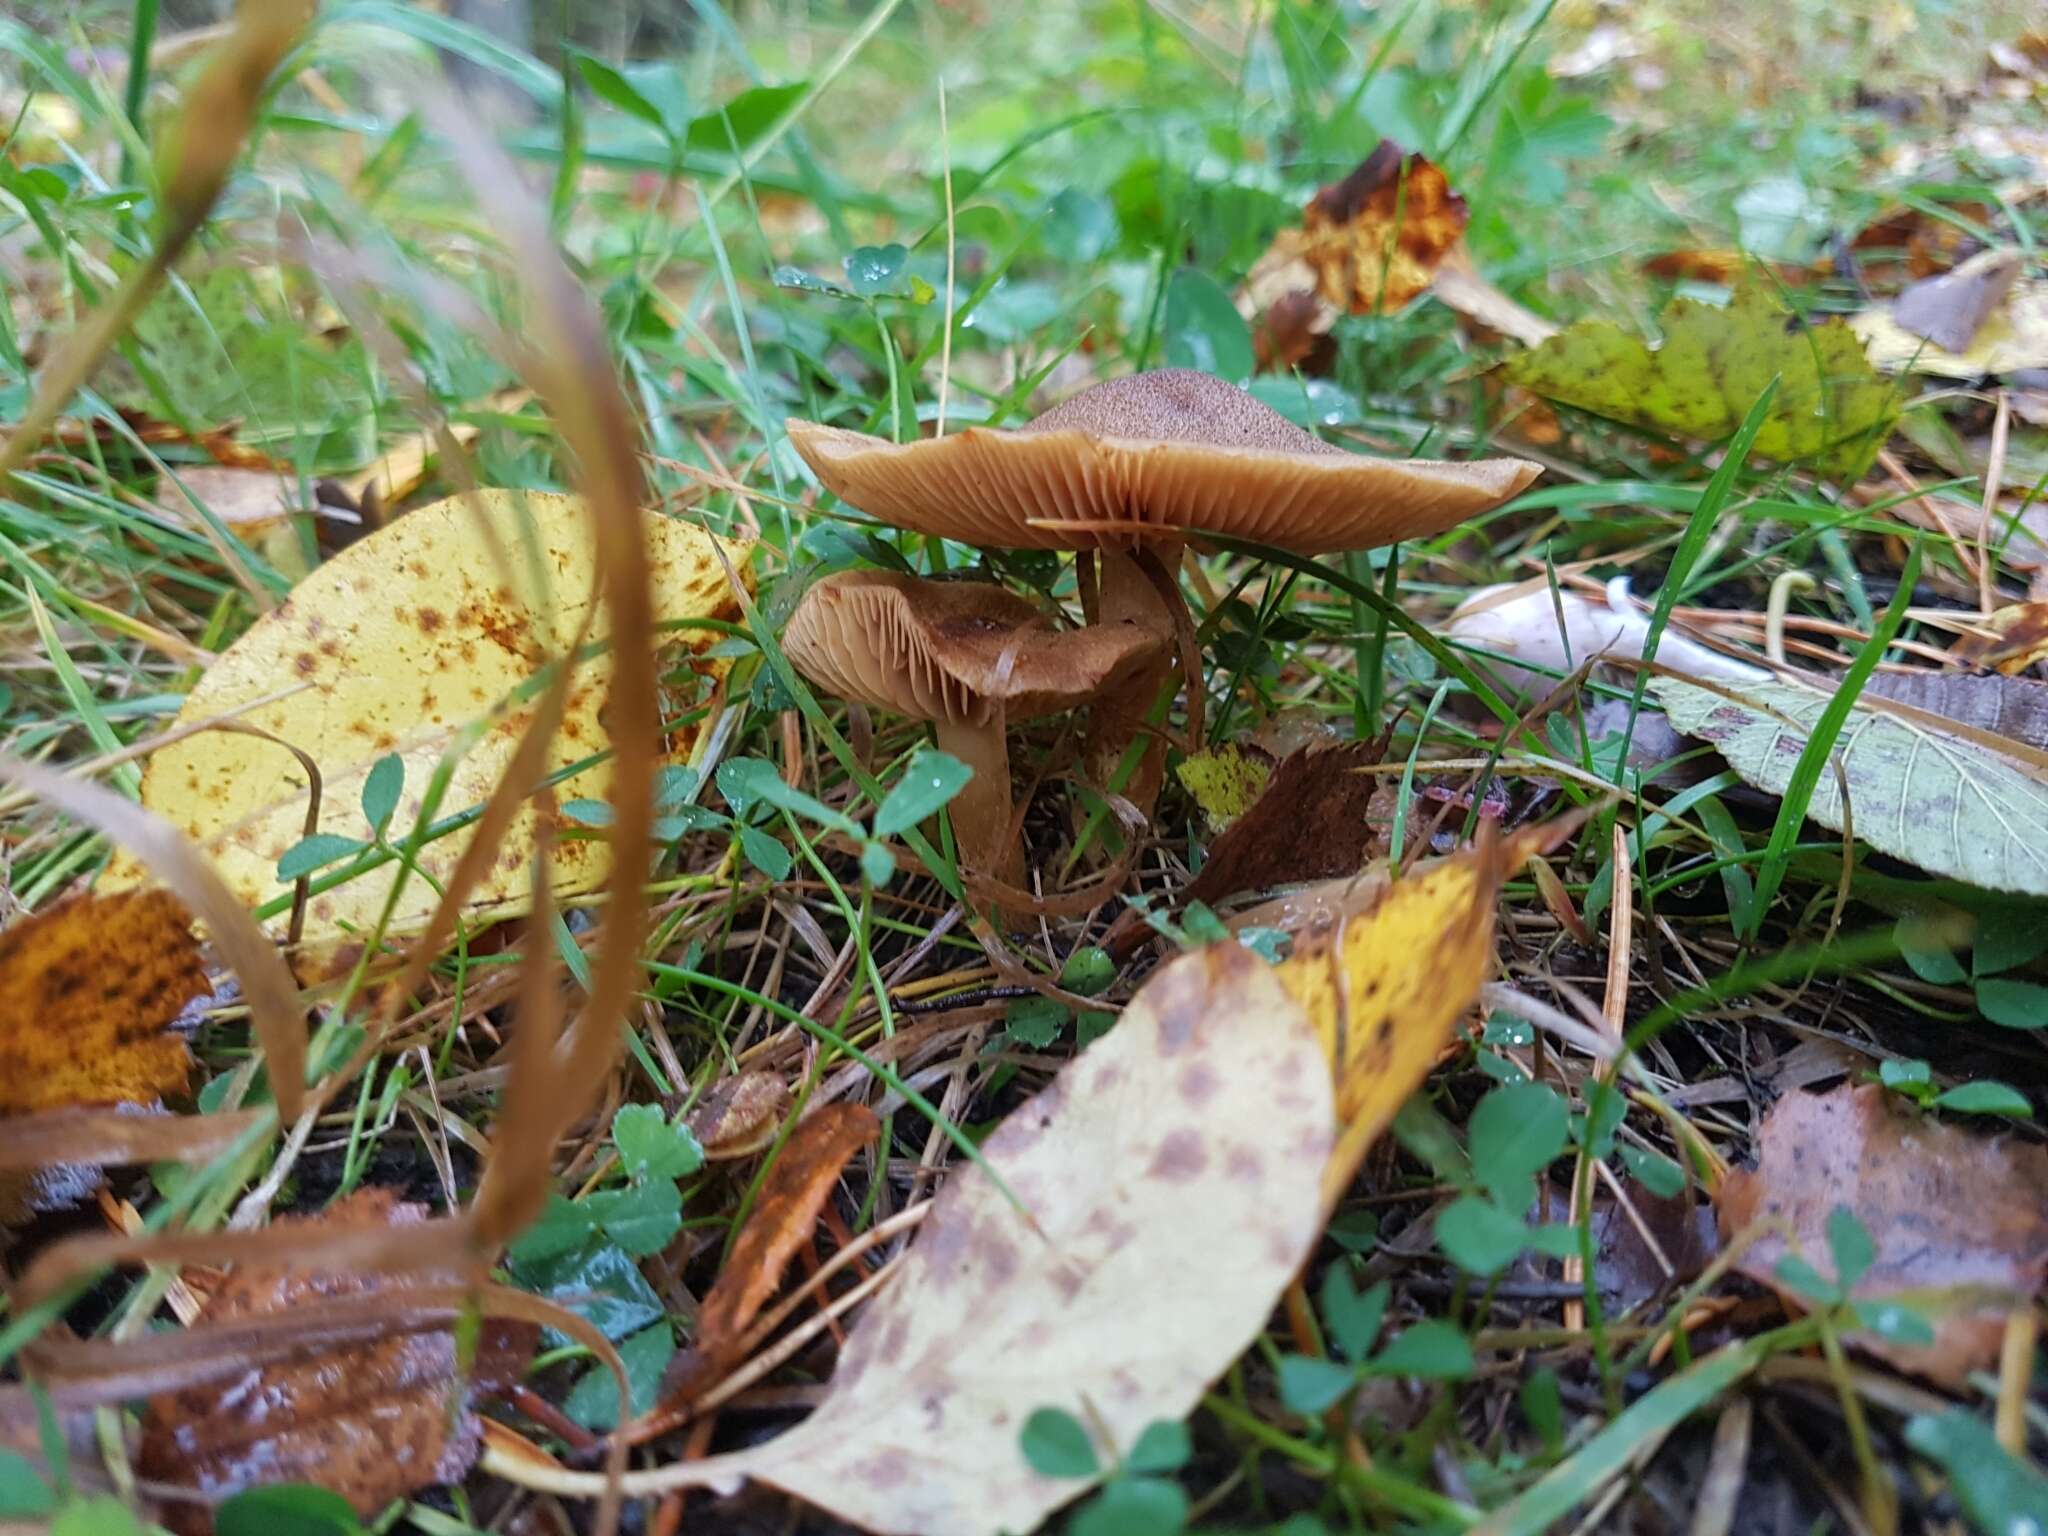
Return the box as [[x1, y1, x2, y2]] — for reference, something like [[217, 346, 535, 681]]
[[1275, 854, 1495, 1128], [105, 490, 752, 948], [1274, 821, 1578, 1202]]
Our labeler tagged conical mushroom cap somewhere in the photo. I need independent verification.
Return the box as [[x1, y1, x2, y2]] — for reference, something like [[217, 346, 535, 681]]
[[782, 570, 1167, 728], [787, 369, 1540, 554]]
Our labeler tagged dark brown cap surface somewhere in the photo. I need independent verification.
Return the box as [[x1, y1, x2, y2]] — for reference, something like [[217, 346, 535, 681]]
[[788, 369, 1540, 554]]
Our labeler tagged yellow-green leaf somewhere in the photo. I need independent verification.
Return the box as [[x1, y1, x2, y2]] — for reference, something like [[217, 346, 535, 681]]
[[1174, 745, 1271, 831], [1505, 282, 1899, 478]]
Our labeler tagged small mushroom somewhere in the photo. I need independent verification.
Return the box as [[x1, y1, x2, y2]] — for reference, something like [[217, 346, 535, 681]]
[[788, 370, 1541, 799], [780, 569, 1167, 895]]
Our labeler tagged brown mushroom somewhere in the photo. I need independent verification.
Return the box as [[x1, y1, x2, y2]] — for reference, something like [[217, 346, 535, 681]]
[[780, 569, 1166, 895], [788, 369, 1540, 799]]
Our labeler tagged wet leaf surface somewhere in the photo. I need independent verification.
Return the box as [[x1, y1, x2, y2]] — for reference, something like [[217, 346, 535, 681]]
[[137, 1189, 534, 1532]]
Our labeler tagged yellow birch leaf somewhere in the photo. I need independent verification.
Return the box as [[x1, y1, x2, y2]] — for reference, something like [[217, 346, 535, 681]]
[[1274, 821, 1579, 1201], [104, 490, 752, 948], [1275, 853, 1495, 1129]]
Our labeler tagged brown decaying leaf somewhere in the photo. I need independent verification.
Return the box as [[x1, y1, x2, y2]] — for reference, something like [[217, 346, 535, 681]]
[[1643, 249, 1749, 284], [661, 1101, 878, 1401], [50, 410, 279, 470], [1716, 1084, 2048, 1388], [1, 1106, 261, 1231], [686, 1072, 794, 1160], [1180, 738, 1384, 909], [1534, 1182, 1719, 1315], [136, 1189, 533, 1533], [1848, 204, 1989, 287], [1240, 141, 1468, 370], [1861, 668, 2048, 751], [1952, 602, 2048, 675], [0, 890, 202, 1115]]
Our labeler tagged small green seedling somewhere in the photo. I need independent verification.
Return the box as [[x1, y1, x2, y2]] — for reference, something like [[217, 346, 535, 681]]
[[1020, 1408, 1192, 1536], [1275, 1263, 1474, 1418], [504, 1104, 702, 1429], [1403, 1080, 1578, 1278], [1123, 895, 1288, 962], [1005, 946, 1118, 1049], [1897, 912, 2048, 1030], [566, 748, 969, 891], [1876, 1057, 2031, 1119], [274, 750, 411, 884], [1772, 1205, 1934, 1351]]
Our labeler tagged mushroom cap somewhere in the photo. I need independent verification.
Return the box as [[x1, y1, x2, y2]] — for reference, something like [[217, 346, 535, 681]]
[[787, 369, 1540, 554], [782, 570, 1167, 728]]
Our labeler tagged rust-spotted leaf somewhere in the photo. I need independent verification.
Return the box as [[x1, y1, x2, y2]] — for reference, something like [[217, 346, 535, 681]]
[[0, 890, 204, 1115], [528, 943, 1332, 1536], [104, 490, 753, 946]]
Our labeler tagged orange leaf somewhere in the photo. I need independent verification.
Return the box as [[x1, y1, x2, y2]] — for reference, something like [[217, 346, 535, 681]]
[[0, 890, 204, 1115], [660, 1101, 877, 1404], [1240, 140, 1468, 370]]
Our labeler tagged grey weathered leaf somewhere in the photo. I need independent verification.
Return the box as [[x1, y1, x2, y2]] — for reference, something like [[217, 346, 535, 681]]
[[1861, 671, 2048, 752], [1653, 674, 2048, 894]]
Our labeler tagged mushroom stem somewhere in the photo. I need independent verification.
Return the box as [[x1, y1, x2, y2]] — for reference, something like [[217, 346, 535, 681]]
[[1084, 545, 1182, 810], [931, 714, 1025, 896]]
